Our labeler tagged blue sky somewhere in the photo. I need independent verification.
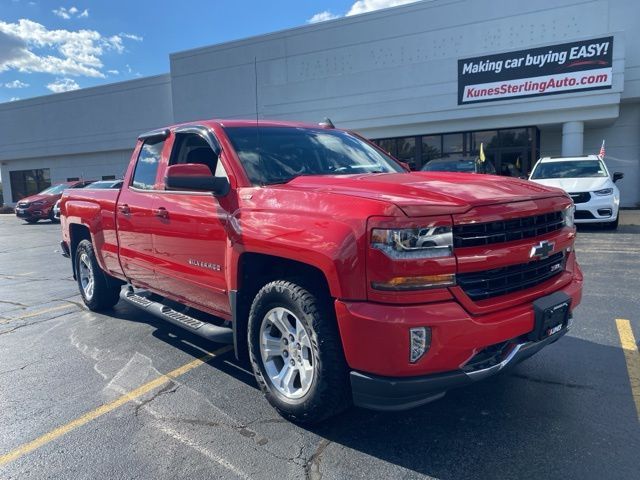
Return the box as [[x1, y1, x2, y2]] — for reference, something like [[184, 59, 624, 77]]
[[0, 0, 420, 103]]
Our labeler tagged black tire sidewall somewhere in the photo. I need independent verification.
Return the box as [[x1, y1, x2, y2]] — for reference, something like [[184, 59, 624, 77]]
[[248, 281, 350, 423], [75, 239, 120, 311]]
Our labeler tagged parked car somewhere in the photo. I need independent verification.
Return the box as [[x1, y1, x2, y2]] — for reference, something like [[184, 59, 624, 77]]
[[15, 180, 94, 224], [60, 119, 582, 423], [529, 155, 623, 229], [422, 156, 497, 174]]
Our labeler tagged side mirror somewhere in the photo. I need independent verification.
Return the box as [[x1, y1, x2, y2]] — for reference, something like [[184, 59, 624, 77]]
[[165, 164, 230, 196], [613, 171, 624, 183]]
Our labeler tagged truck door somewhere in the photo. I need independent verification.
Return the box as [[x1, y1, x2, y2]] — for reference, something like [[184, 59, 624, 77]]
[[116, 135, 168, 288], [151, 129, 231, 317]]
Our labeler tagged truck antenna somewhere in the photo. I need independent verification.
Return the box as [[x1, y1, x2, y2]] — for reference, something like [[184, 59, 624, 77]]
[[254, 56, 263, 177]]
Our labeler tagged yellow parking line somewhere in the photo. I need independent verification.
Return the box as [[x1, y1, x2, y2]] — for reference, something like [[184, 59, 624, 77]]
[[615, 319, 640, 422], [0, 345, 233, 467], [5, 304, 74, 322]]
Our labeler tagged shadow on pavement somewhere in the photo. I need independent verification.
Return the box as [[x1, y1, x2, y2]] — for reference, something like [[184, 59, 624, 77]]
[[105, 301, 639, 479]]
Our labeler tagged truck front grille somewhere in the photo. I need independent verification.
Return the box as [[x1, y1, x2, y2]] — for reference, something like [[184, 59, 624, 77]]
[[457, 252, 565, 301], [453, 211, 564, 248]]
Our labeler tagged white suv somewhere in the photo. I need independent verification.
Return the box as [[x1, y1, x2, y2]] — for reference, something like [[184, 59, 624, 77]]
[[529, 155, 624, 229]]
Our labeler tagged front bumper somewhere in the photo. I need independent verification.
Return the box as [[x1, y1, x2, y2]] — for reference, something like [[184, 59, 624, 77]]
[[574, 194, 619, 224], [350, 328, 568, 410], [335, 255, 582, 410], [15, 207, 50, 219]]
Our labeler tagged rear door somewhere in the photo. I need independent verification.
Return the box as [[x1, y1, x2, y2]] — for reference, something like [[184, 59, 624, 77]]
[[116, 135, 168, 288], [151, 127, 233, 317]]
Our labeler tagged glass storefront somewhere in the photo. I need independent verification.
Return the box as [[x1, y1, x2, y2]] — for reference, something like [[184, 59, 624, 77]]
[[373, 127, 539, 177], [10, 169, 51, 202]]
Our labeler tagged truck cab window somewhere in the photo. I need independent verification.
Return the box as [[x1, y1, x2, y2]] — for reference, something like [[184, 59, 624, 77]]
[[132, 138, 165, 190], [169, 132, 226, 178]]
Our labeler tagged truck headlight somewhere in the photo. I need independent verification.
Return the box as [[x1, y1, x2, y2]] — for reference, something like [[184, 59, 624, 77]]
[[562, 205, 575, 228], [371, 226, 453, 259], [593, 188, 613, 196]]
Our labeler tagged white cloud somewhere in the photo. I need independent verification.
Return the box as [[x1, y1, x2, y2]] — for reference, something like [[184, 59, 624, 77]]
[[4, 79, 29, 88], [347, 0, 419, 15], [308, 0, 420, 23], [53, 6, 89, 20], [308, 11, 340, 23], [120, 32, 143, 41], [0, 19, 141, 78], [10, 96, 20, 101], [107, 69, 119, 75], [46, 77, 79, 92]]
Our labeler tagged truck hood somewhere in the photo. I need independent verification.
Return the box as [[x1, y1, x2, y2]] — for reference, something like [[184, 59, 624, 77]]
[[284, 172, 564, 216], [529, 176, 611, 193]]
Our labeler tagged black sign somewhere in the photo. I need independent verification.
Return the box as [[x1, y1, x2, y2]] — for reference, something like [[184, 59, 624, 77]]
[[458, 36, 613, 104]]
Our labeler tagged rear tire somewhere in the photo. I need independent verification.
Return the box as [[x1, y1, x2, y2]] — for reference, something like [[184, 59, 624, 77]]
[[248, 280, 351, 424], [75, 239, 121, 311]]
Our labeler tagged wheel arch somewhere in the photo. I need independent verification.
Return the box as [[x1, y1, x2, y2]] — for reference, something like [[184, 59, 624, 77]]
[[69, 223, 92, 279], [231, 252, 332, 361]]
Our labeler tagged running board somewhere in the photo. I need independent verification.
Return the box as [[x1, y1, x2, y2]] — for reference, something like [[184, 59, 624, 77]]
[[120, 287, 233, 344]]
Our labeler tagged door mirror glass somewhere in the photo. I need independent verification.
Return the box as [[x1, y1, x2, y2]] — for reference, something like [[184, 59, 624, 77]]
[[165, 164, 230, 195], [613, 171, 624, 183]]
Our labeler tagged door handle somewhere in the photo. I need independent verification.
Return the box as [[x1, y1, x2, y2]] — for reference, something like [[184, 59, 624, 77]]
[[153, 207, 169, 219], [118, 204, 130, 215]]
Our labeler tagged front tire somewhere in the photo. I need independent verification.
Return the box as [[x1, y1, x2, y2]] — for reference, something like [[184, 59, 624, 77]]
[[48, 208, 59, 224], [248, 280, 351, 423], [604, 215, 619, 230], [75, 239, 121, 311]]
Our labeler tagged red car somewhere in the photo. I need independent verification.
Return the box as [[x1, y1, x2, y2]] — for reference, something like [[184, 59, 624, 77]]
[[60, 120, 582, 423], [15, 180, 94, 223]]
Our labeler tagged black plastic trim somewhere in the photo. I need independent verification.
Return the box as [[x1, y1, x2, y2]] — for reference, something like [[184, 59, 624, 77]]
[[350, 328, 567, 411]]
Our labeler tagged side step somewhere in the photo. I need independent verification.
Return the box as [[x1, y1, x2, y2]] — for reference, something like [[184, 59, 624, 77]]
[[120, 287, 233, 344]]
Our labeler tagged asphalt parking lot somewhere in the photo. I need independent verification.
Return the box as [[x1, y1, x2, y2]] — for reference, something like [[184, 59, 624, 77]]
[[0, 214, 639, 480]]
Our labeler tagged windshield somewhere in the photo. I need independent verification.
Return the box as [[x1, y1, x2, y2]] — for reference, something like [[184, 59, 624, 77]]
[[38, 184, 68, 195], [224, 126, 404, 185], [530, 160, 608, 179]]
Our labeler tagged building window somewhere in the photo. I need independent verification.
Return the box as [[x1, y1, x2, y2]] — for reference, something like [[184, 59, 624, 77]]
[[102, 175, 116, 180], [10, 169, 51, 202], [442, 133, 464, 154], [471, 130, 498, 153], [421, 135, 442, 165], [377, 138, 397, 157], [396, 137, 417, 170], [66, 177, 80, 182], [372, 126, 539, 176]]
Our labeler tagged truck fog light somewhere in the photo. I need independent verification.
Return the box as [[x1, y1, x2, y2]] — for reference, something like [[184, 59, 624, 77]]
[[409, 327, 431, 363]]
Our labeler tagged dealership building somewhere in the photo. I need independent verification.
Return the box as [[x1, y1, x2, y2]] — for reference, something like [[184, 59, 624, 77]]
[[1, 0, 638, 206]]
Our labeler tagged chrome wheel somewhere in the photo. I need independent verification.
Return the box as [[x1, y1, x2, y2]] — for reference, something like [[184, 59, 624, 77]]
[[259, 307, 315, 399], [78, 252, 95, 300]]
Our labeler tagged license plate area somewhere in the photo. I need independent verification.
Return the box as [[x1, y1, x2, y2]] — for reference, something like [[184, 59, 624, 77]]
[[530, 291, 571, 341]]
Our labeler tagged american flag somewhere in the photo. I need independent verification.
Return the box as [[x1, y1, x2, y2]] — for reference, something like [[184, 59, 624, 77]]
[[598, 140, 606, 159]]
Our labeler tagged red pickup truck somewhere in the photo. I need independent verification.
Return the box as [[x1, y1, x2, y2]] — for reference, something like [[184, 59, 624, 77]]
[[60, 119, 583, 423]]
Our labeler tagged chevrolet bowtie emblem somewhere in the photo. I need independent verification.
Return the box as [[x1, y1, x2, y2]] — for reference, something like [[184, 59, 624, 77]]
[[530, 240, 554, 260]]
